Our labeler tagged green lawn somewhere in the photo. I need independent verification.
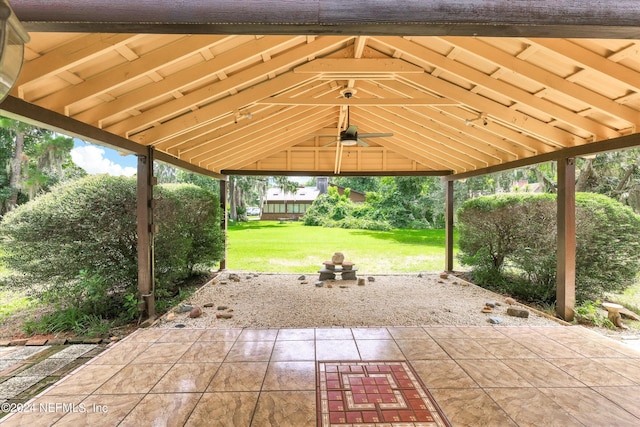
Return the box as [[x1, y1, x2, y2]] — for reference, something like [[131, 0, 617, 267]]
[[226, 221, 458, 273]]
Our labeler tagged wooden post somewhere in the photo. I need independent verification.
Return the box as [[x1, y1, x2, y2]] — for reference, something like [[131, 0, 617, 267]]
[[219, 178, 228, 271], [556, 157, 576, 321], [136, 147, 155, 318], [445, 180, 454, 272]]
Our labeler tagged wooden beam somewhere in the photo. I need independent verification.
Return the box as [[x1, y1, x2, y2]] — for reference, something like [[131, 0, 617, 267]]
[[374, 36, 622, 140], [444, 132, 640, 181], [294, 58, 423, 75], [257, 96, 457, 106], [445, 180, 454, 272], [14, 1, 640, 39], [0, 96, 223, 179], [154, 150, 226, 180], [137, 146, 155, 319], [72, 35, 304, 125], [556, 157, 576, 321], [221, 169, 450, 177], [0, 95, 144, 155], [219, 178, 228, 270]]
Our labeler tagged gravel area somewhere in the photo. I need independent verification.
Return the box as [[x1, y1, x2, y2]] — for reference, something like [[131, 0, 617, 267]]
[[156, 272, 565, 329]]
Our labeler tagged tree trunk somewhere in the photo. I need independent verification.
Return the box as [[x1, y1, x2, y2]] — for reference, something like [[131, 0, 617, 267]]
[[6, 131, 25, 212], [533, 167, 557, 193], [575, 158, 593, 192], [229, 177, 237, 221], [615, 164, 635, 197]]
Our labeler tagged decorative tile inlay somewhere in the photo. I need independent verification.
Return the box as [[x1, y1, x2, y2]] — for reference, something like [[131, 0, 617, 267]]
[[317, 360, 451, 426]]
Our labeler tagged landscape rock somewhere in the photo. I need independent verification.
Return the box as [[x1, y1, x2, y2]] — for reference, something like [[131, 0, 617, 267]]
[[620, 307, 640, 321], [507, 307, 530, 318], [488, 317, 503, 324], [367, 276, 375, 282], [216, 312, 233, 319], [339, 285, 348, 289], [177, 305, 194, 313], [298, 275, 306, 280], [505, 297, 517, 305], [358, 278, 365, 286], [315, 281, 324, 287], [220, 281, 228, 285], [189, 306, 203, 318], [9, 339, 28, 346], [228, 273, 240, 282], [331, 252, 345, 265], [203, 302, 215, 308], [174, 324, 186, 328], [327, 283, 333, 288], [217, 305, 229, 310], [418, 272, 423, 278], [439, 272, 449, 279], [460, 281, 470, 286], [485, 302, 496, 308], [166, 312, 176, 321], [300, 281, 308, 284]]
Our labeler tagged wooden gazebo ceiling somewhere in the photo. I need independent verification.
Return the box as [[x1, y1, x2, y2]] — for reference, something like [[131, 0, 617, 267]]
[[4, 2, 640, 179]]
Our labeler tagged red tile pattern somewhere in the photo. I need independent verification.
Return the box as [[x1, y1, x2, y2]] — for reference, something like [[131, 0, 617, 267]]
[[317, 361, 452, 427]]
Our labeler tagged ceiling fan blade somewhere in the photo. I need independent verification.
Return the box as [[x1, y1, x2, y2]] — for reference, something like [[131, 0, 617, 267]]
[[345, 125, 358, 135], [358, 132, 394, 138], [357, 139, 369, 147], [323, 139, 339, 147]]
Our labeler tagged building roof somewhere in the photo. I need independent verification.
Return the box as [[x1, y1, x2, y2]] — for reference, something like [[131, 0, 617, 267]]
[[3, 1, 640, 180], [266, 187, 320, 202]]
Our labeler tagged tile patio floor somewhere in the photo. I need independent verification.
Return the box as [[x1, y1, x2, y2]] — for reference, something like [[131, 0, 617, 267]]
[[1, 325, 639, 426]]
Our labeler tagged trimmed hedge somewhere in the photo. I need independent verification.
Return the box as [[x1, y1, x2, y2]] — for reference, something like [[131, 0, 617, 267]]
[[457, 193, 640, 303], [0, 175, 223, 300]]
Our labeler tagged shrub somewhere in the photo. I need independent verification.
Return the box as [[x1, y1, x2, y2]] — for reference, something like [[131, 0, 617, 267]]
[[457, 193, 640, 303], [1, 175, 223, 314]]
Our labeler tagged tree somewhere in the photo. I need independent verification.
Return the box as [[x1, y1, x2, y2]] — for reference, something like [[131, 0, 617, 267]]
[[0, 117, 53, 213], [273, 176, 298, 217]]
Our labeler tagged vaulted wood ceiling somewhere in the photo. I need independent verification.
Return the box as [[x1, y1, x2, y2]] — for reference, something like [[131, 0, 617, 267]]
[[4, 3, 640, 179]]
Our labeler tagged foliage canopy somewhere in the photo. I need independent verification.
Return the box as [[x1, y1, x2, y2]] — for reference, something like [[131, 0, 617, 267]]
[[457, 193, 640, 303]]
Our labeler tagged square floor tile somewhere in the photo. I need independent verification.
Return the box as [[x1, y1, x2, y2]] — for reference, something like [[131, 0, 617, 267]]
[[253, 391, 316, 427], [315, 328, 353, 340], [316, 340, 359, 361], [271, 340, 315, 361], [94, 364, 173, 394], [118, 393, 200, 427], [539, 387, 640, 426], [185, 392, 259, 426], [486, 387, 584, 427], [207, 362, 268, 391], [277, 328, 315, 341], [356, 340, 405, 360], [225, 340, 274, 362], [430, 388, 516, 427], [151, 362, 219, 393], [178, 341, 234, 363], [263, 361, 316, 391]]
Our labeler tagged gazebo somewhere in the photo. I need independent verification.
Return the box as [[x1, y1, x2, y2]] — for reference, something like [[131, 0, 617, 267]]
[[3, 0, 640, 323]]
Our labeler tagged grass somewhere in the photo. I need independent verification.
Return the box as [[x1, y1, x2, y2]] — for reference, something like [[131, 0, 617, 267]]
[[0, 289, 36, 322], [226, 221, 458, 273]]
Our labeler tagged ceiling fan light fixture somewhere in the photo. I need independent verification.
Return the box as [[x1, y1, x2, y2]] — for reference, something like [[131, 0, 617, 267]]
[[340, 139, 358, 146]]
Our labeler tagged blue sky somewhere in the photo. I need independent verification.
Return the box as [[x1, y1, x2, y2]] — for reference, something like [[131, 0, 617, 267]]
[[71, 139, 137, 176]]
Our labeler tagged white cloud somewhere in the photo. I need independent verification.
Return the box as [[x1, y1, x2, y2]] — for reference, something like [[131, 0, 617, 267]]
[[71, 145, 137, 177]]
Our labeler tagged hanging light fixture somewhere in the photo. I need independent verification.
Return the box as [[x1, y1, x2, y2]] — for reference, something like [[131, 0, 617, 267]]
[[0, 0, 29, 103]]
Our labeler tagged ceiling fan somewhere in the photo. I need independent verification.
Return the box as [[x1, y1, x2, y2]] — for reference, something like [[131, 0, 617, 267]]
[[326, 105, 393, 147]]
